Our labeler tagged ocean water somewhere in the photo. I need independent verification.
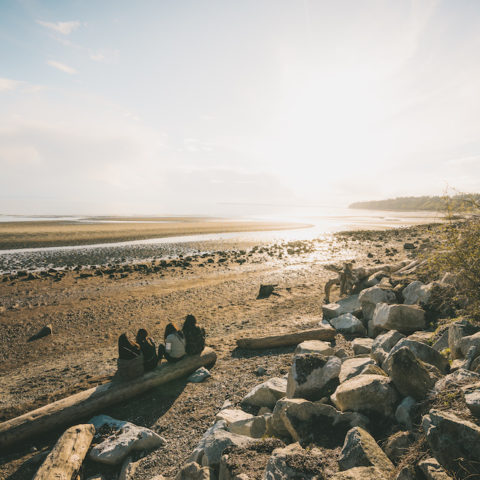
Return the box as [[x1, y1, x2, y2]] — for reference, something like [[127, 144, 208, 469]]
[[0, 208, 441, 273]]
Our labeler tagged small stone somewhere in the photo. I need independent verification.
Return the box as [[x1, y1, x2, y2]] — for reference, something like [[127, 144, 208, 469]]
[[188, 367, 211, 383], [352, 338, 374, 355], [255, 366, 266, 376], [242, 378, 287, 409]]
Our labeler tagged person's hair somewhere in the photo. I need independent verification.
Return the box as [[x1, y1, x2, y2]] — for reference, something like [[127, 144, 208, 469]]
[[136, 328, 148, 342], [164, 322, 178, 340], [183, 314, 197, 330], [118, 332, 140, 350]]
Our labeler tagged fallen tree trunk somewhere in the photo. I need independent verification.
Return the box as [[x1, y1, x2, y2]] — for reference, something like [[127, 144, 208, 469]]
[[33, 423, 95, 480], [0, 348, 216, 450], [236, 327, 335, 350]]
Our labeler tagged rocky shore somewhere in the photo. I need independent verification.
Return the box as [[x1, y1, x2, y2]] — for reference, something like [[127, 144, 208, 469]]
[[1, 223, 478, 479]]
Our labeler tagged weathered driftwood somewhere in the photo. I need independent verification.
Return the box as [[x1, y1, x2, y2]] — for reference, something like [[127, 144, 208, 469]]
[[236, 327, 335, 350], [33, 423, 95, 480], [0, 348, 216, 450]]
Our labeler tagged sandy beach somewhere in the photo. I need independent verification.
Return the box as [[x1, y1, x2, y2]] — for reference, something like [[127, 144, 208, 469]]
[[0, 220, 437, 479]]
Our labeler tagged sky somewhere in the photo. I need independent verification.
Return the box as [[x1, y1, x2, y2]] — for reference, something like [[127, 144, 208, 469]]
[[1, 0, 480, 216]]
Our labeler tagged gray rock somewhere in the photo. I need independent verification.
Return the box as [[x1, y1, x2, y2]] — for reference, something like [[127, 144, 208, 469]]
[[228, 415, 266, 438], [395, 397, 416, 430], [322, 294, 362, 320], [330, 467, 385, 479], [286, 354, 341, 401], [386, 347, 440, 400], [282, 399, 368, 446], [339, 427, 394, 473], [395, 466, 416, 480], [418, 457, 453, 480], [384, 431, 413, 464], [352, 338, 374, 355], [372, 303, 425, 334], [402, 281, 433, 305], [432, 330, 449, 352], [460, 332, 480, 357], [435, 369, 480, 391], [189, 421, 254, 468], [422, 409, 480, 472], [359, 287, 396, 322], [462, 382, 480, 417], [242, 378, 287, 408], [119, 456, 137, 480], [339, 358, 375, 384], [264, 443, 326, 480], [448, 320, 478, 359], [256, 366, 267, 376], [331, 313, 367, 336], [331, 374, 398, 417], [268, 398, 297, 439], [188, 367, 211, 383], [370, 330, 405, 365], [89, 415, 166, 466], [295, 340, 334, 356], [216, 409, 253, 425], [176, 462, 213, 480], [384, 338, 449, 373]]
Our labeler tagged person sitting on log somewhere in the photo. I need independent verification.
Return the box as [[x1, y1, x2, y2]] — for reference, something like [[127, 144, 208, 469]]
[[164, 322, 186, 362], [117, 333, 144, 380], [136, 328, 158, 371], [182, 314, 206, 355]]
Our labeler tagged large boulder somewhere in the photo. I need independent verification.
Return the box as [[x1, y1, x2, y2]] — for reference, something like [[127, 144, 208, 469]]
[[295, 340, 334, 356], [323, 295, 362, 320], [281, 399, 368, 447], [395, 396, 416, 430], [402, 281, 433, 305], [352, 338, 374, 355], [228, 415, 266, 438], [189, 421, 254, 468], [359, 287, 396, 322], [268, 398, 298, 439], [338, 427, 394, 473], [386, 347, 439, 400], [176, 462, 213, 480], [242, 378, 287, 408], [331, 375, 398, 417], [331, 314, 367, 336], [286, 354, 341, 401], [435, 369, 480, 392], [448, 320, 478, 359], [422, 409, 480, 473], [370, 330, 405, 365], [384, 338, 449, 373], [216, 409, 253, 425], [418, 457, 453, 480], [460, 332, 480, 357], [264, 443, 327, 480], [339, 358, 375, 384], [372, 303, 425, 334], [330, 467, 385, 479], [461, 382, 480, 417], [89, 415, 166, 465]]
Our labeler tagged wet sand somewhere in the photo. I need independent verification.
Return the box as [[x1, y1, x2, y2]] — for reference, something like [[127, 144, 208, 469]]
[[0, 218, 308, 250], [0, 223, 438, 479]]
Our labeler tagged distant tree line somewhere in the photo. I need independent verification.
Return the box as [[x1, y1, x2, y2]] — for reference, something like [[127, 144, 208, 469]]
[[349, 194, 480, 212]]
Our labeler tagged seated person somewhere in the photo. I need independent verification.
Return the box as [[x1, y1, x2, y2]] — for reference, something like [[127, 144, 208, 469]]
[[164, 322, 186, 362], [136, 328, 158, 372], [117, 333, 143, 380], [182, 314, 206, 355]]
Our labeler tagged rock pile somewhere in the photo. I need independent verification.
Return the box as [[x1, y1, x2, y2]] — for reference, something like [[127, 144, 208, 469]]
[[171, 262, 480, 479]]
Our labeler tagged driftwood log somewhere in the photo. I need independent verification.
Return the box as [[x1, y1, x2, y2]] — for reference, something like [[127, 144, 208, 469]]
[[33, 423, 95, 480], [236, 327, 335, 350], [0, 347, 216, 450]]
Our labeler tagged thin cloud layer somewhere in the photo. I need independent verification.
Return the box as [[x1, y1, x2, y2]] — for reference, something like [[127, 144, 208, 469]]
[[46, 60, 77, 75], [36, 20, 80, 35]]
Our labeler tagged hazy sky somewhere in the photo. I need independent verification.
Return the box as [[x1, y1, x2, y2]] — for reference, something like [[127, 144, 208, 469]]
[[1, 0, 480, 215]]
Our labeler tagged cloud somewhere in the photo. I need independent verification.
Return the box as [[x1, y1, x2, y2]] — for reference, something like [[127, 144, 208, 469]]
[[36, 20, 80, 35], [89, 49, 120, 63], [47, 60, 77, 75], [0, 78, 22, 92]]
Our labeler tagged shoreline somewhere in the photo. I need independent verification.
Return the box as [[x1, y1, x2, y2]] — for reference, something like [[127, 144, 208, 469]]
[[0, 222, 437, 478]]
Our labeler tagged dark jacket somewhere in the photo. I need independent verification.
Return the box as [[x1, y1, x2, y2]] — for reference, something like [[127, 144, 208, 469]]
[[138, 337, 158, 371], [183, 324, 206, 355]]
